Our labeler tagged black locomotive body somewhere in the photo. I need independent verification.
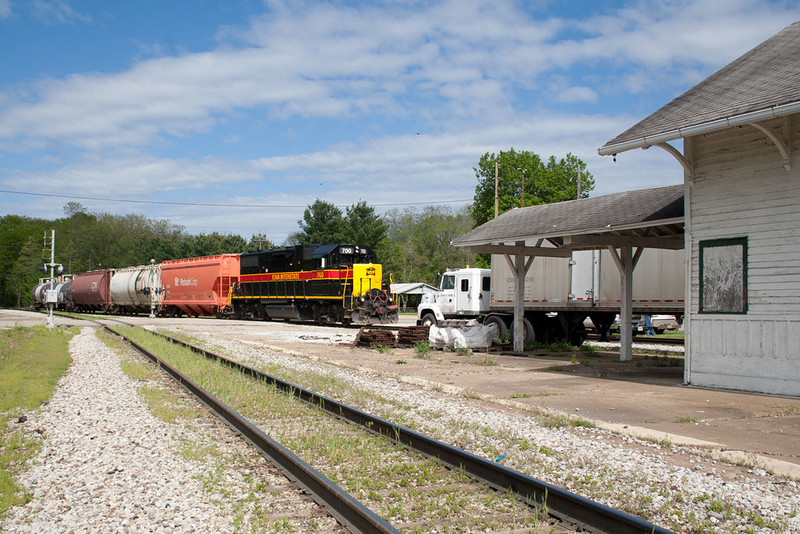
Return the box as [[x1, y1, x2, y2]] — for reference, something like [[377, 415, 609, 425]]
[[231, 244, 397, 324]]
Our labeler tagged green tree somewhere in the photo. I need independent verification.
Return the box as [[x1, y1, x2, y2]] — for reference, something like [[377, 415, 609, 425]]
[[471, 149, 594, 228], [0, 215, 48, 306], [292, 199, 345, 244], [382, 206, 475, 284], [8, 237, 42, 307], [343, 200, 388, 252], [179, 232, 248, 258]]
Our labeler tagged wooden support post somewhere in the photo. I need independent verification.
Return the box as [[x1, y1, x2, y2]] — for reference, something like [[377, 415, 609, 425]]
[[619, 245, 633, 361]]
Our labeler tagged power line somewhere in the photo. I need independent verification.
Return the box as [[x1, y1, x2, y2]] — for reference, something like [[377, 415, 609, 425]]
[[0, 189, 473, 209]]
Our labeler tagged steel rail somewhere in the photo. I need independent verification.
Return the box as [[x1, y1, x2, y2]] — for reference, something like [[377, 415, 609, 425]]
[[103, 325, 399, 534], [146, 327, 673, 534]]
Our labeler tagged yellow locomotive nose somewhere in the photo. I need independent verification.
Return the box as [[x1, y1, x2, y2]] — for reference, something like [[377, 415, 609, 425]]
[[351, 263, 382, 297]]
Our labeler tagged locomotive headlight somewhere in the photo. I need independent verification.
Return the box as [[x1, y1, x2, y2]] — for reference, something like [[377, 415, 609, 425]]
[[360, 296, 365, 302]]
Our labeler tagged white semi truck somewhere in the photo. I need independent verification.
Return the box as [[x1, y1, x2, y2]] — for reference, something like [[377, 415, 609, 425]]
[[417, 249, 684, 345]]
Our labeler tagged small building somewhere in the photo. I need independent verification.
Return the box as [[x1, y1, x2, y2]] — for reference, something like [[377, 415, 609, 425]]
[[390, 282, 438, 311], [599, 21, 800, 395]]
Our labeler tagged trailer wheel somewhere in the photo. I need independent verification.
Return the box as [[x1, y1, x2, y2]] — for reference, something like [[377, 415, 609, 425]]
[[510, 317, 535, 346], [421, 312, 438, 327], [484, 315, 508, 343]]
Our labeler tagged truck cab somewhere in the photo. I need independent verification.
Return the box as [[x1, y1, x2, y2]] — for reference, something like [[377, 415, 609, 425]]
[[417, 268, 491, 325]]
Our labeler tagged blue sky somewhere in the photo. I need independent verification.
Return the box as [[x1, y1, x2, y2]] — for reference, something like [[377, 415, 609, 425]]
[[1, 0, 798, 244]]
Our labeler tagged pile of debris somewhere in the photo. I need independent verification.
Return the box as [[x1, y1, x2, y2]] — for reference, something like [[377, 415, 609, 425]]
[[396, 326, 430, 346], [353, 325, 430, 348], [353, 328, 397, 347]]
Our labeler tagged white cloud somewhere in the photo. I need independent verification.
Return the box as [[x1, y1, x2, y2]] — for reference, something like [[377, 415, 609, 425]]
[[0, 0, 11, 19], [32, 0, 91, 24], [1, 0, 797, 154]]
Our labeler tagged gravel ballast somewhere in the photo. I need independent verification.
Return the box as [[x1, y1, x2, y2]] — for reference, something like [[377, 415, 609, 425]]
[[1, 326, 340, 533], [2, 315, 799, 533]]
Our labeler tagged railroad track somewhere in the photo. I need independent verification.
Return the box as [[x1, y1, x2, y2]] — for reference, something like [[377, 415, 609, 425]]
[[101, 320, 673, 534]]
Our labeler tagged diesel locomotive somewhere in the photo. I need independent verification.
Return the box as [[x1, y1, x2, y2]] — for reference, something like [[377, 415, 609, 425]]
[[232, 244, 397, 324]]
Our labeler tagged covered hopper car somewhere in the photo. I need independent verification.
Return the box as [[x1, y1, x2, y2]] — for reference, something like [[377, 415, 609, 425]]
[[31, 276, 72, 310], [70, 269, 113, 312], [160, 254, 240, 318], [109, 263, 162, 315]]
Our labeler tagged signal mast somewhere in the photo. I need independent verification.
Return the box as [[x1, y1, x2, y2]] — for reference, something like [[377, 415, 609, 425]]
[[42, 229, 63, 328]]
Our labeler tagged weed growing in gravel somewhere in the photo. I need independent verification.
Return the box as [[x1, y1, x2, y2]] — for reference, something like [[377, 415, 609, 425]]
[[539, 414, 595, 429], [454, 345, 471, 356], [371, 344, 393, 354], [475, 358, 498, 366], [413, 341, 432, 357], [395, 359, 407, 365], [547, 341, 578, 353], [676, 416, 697, 423], [770, 404, 800, 417], [510, 392, 532, 398]]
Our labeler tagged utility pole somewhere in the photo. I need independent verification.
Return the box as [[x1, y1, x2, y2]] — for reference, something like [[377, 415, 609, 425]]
[[515, 167, 527, 207], [494, 161, 499, 218]]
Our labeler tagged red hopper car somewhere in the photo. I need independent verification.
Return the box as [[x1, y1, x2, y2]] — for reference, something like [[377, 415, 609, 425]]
[[70, 269, 113, 312], [160, 254, 240, 318]]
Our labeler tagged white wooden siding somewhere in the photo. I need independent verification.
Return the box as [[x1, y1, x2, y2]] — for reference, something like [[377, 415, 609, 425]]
[[688, 115, 800, 395]]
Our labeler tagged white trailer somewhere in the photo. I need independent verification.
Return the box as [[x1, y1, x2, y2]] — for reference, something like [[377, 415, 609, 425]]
[[489, 248, 684, 344], [418, 248, 684, 345]]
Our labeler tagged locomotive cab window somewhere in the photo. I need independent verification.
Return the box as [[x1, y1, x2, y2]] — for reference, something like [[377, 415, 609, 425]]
[[482, 276, 490, 292], [460, 279, 469, 292]]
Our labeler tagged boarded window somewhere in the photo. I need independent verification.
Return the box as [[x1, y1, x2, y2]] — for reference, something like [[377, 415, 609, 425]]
[[699, 237, 747, 314]]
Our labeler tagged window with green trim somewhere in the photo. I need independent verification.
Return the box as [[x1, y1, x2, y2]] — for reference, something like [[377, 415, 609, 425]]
[[699, 237, 747, 314]]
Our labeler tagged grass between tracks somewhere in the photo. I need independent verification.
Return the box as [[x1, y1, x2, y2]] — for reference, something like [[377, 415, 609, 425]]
[[112, 326, 792, 534], [112, 325, 547, 533], [0, 326, 74, 518]]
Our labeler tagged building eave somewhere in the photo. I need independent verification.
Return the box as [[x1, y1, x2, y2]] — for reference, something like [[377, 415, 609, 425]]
[[598, 100, 800, 156]]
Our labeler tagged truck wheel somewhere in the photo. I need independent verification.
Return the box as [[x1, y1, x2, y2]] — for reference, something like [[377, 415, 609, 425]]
[[421, 312, 438, 327], [484, 315, 508, 343]]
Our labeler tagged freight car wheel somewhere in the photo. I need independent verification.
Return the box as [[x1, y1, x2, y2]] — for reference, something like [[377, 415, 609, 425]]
[[421, 312, 438, 327]]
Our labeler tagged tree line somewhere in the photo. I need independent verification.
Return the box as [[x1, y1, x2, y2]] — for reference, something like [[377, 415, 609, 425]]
[[0, 149, 592, 307]]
